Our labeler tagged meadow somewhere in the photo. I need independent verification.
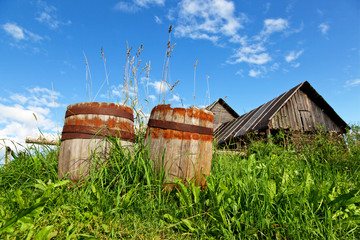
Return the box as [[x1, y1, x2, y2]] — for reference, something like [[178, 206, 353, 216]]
[[0, 125, 360, 239]]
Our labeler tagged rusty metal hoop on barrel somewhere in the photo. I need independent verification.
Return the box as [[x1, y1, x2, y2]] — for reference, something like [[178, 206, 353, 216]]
[[58, 102, 135, 182], [145, 104, 214, 188]]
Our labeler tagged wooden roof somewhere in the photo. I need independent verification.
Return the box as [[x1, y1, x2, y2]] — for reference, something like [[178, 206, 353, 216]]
[[214, 81, 349, 144], [206, 98, 239, 118]]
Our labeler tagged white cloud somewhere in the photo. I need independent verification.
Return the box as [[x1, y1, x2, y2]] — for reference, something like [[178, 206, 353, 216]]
[[228, 18, 291, 67], [0, 87, 62, 148], [164, 2, 300, 78], [114, 0, 165, 12], [27, 87, 61, 107], [248, 69, 261, 77], [167, 9, 176, 21], [291, 62, 300, 68], [2, 23, 25, 40], [285, 49, 304, 62], [155, 15, 162, 24], [270, 62, 280, 71], [36, 0, 71, 29], [148, 94, 156, 102], [261, 18, 289, 36], [2, 23, 43, 42], [229, 43, 271, 65], [114, 2, 140, 12], [345, 79, 360, 87], [284, 22, 304, 36], [229, 34, 247, 44], [134, 0, 165, 7], [235, 69, 244, 76], [36, 12, 59, 28], [0, 97, 9, 103], [26, 31, 43, 42], [0, 105, 56, 160], [169, 94, 180, 102], [149, 81, 169, 94], [9, 94, 28, 104], [174, 0, 246, 42], [319, 23, 329, 35], [6, 87, 61, 109], [110, 84, 136, 99]]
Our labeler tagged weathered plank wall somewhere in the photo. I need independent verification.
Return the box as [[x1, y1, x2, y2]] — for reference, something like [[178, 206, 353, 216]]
[[211, 103, 237, 130], [270, 90, 343, 133]]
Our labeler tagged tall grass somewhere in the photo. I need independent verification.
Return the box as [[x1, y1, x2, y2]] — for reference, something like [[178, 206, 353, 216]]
[[1, 126, 359, 239]]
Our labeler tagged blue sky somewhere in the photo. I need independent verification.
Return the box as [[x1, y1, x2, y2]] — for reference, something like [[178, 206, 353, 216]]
[[0, 0, 359, 154]]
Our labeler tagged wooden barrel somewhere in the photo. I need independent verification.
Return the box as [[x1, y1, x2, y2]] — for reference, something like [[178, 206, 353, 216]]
[[145, 105, 214, 187], [58, 102, 134, 181]]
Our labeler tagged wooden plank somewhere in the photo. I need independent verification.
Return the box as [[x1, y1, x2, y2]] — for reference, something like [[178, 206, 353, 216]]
[[185, 107, 200, 182], [58, 103, 134, 181], [160, 107, 174, 181], [292, 91, 301, 110], [276, 108, 284, 128], [198, 108, 213, 186], [166, 108, 185, 181], [309, 100, 323, 129], [300, 111, 312, 131], [303, 92, 311, 111], [287, 97, 299, 130], [282, 104, 291, 129], [145, 105, 162, 171], [291, 93, 303, 130], [278, 105, 287, 129], [211, 103, 236, 129], [297, 91, 307, 111], [25, 136, 58, 145], [270, 116, 278, 129]]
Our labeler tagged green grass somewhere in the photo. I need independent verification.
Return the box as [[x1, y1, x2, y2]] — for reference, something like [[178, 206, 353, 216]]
[[1, 126, 360, 239]]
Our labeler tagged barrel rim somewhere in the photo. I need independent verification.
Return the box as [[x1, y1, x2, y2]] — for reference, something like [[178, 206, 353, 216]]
[[65, 102, 134, 121]]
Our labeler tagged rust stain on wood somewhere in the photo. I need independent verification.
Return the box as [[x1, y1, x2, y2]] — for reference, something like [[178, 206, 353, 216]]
[[59, 102, 134, 182], [151, 128, 161, 139], [93, 117, 102, 127], [182, 132, 191, 140], [199, 110, 213, 122], [200, 135, 213, 142], [162, 129, 172, 140], [145, 105, 214, 188], [173, 108, 186, 116]]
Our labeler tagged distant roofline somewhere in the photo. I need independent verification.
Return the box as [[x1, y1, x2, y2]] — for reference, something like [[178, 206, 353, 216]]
[[207, 98, 240, 118], [214, 81, 349, 145]]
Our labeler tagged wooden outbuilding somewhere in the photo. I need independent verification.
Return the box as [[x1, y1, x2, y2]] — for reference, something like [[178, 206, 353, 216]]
[[206, 98, 239, 130], [214, 81, 349, 147]]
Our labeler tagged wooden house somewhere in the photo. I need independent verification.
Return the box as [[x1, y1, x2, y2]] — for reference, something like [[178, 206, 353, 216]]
[[206, 98, 239, 130], [214, 81, 349, 147]]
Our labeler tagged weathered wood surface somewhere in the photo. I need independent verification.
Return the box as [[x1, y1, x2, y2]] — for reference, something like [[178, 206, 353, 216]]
[[25, 136, 59, 145], [145, 105, 214, 187], [58, 102, 134, 181], [270, 89, 342, 132], [211, 102, 237, 130]]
